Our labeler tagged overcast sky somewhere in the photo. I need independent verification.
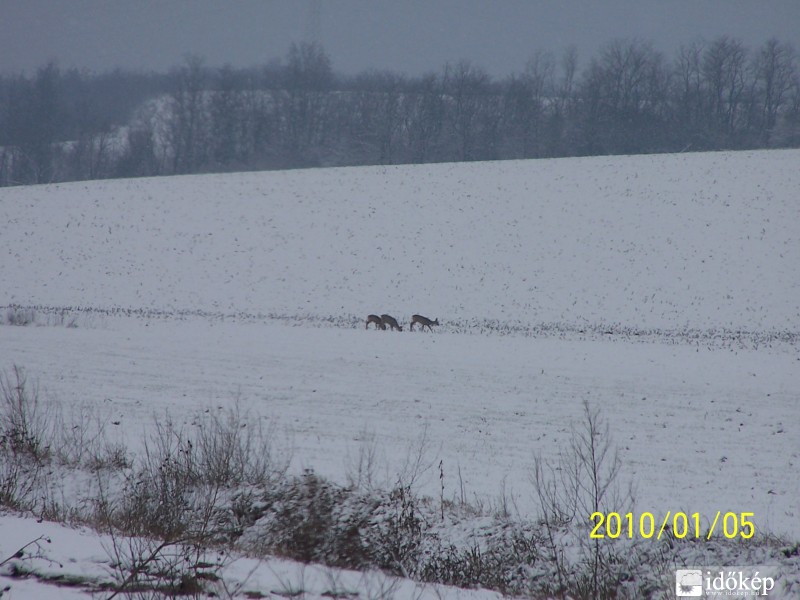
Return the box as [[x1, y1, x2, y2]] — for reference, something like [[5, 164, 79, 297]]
[[2, 0, 799, 77]]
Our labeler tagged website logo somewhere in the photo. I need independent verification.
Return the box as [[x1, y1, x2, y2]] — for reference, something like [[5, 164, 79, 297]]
[[676, 569, 703, 597], [675, 567, 777, 597]]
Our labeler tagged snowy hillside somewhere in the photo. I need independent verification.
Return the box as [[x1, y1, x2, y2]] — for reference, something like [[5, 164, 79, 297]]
[[2, 149, 798, 333], [1, 150, 799, 599]]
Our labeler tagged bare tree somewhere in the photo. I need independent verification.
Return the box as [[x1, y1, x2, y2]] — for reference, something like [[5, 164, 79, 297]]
[[702, 36, 749, 142], [69, 131, 113, 180], [279, 42, 334, 166], [442, 60, 492, 161], [547, 46, 580, 155], [210, 65, 247, 168], [240, 85, 275, 167], [673, 40, 707, 148], [776, 72, 800, 146], [168, 55, 209, 173], [559, 46, 578, 110], [349, 71, 407, 164], [1, 37, 798, 186], [116, 120, 161, 178], [580, 39, 669, 153], [405, 73, 445, 163], [2, 63, 63, 184], [751, 38, 797, 145], [503, 50, 555, 158]]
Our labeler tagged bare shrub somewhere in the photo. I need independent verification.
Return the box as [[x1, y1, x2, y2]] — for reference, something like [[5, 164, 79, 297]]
[[395, 423, 437, 490], [98, 418, 210, 541], [0, 369, 136, 520], [373, 484, 424, 575], [90, 405, 286, 544], [3, 307, 37, 327], [101, 516, 228, 599], [86, 442, 131, 472], [0, 534, 62, 597], [531, 399, 634, 599], [93, 437, 232, 598], [194, 403, 284, 488], [345, 428, 382, 492], [0, 366, 56, 509], [0, 366, 53, 461], [54, 404, 131, 470], [246, 469, 376, 569]]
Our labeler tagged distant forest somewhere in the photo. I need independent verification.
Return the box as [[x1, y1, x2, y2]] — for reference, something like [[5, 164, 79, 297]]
[[1, 37, 798, 186]]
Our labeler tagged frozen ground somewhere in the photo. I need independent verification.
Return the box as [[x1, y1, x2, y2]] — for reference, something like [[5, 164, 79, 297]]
[[1, 149, 798, 598]]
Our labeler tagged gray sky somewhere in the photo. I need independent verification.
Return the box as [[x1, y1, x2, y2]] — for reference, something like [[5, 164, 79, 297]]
[[2, 0, 799, 77]]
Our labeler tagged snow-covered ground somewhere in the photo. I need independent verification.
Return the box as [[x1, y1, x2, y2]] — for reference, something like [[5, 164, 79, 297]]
[[0, 513, 500, 600], [1, 149, 798, 598], [1, 319, 797, 534], [2, 150, 798, 331]]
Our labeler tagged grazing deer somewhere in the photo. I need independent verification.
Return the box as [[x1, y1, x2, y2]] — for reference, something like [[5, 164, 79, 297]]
[[380, 314, 403, 331], [410, 314, 439, 331], [366, 314, 386, 330]]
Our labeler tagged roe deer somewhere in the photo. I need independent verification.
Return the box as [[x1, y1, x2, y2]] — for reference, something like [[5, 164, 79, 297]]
[[410, 314, 439, 331], [366, 314, 386, 330], [380, 314, 403, 331]]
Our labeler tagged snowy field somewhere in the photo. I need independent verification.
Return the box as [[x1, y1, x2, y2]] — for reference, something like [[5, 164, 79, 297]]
[[1, 149, 798, 598], [2, 150, 798, 331]]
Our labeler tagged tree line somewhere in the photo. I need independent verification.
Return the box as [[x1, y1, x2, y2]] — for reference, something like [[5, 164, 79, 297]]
[[1, 37, 798, 186]]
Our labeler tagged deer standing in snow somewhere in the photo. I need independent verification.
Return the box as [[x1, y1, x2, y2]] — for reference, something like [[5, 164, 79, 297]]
[[410, 315, 439, 331], [380, 314, 403, 331], [366, 314, 386, 330]]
